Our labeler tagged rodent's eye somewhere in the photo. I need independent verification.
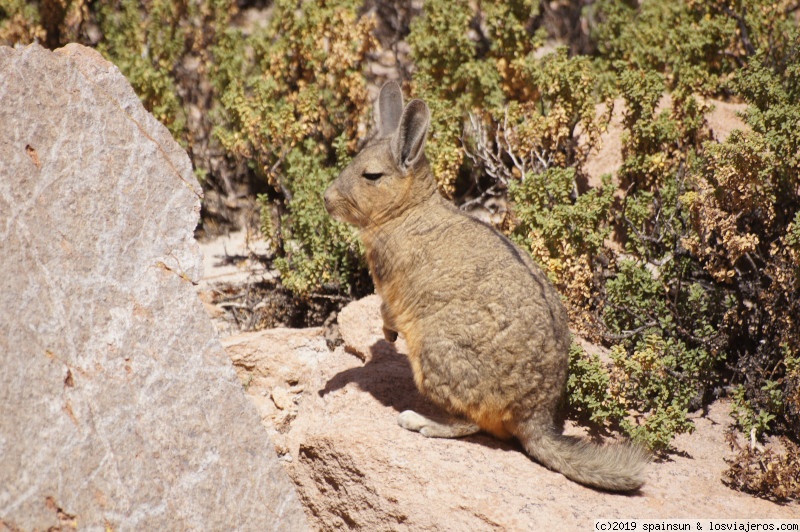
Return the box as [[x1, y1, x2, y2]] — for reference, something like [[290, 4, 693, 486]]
[[362, 172, 383, 181]]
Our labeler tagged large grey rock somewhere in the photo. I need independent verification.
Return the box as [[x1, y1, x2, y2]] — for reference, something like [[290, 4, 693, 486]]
[[0, 43, 307, 530]]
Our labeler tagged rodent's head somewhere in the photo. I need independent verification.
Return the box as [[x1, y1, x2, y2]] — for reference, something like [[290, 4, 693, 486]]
[[324, 81, 437, 229]]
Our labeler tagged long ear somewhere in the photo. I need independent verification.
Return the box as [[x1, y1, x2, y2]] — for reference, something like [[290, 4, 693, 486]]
[[391, 99, 430, 171], [378, 81, 404, 137]]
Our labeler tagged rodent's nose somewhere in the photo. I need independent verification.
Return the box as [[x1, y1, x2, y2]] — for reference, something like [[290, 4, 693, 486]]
[[322, 185, 335, 214]]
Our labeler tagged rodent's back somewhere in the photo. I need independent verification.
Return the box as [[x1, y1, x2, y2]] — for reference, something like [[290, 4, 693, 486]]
[[366, 197, 571, 426]]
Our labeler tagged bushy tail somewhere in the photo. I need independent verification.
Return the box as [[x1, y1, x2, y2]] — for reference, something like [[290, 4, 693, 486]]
[[518, 424, 650, 492]]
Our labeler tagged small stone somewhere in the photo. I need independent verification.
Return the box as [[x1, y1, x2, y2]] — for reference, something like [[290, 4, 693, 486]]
[[272, 386, 295, 411]]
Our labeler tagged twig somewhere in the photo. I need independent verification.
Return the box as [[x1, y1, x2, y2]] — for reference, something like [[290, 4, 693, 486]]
[[722, 5, 756, 57], [602, 321, 658, 341]]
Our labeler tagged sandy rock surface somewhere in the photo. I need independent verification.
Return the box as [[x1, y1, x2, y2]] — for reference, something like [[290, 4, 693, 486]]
[[0, 43, 306, 530], [224, 295, 799, 530], [582, 95, 748, 189]]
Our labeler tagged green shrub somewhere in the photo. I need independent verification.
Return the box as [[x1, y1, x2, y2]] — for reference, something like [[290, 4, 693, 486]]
[[407, 0, 546, 195], [258, 138, 364, 297], [567, 342, 626, 428], [509, 168, 614, 327], [0, 0, 230, 143], [598, 258, 721, 451], [0, 0, 45, 44], [611, 335, 706, 452], [681, 45, 800, 438], [730, 383, 779, 440], [95, 0, 186, 138], [590, 0, 800, 463], [211, 0, 376, 298], [591, 0, 736, 95]]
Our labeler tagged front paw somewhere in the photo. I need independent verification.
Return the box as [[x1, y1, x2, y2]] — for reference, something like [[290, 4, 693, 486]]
[[383, 326, 398, 342]]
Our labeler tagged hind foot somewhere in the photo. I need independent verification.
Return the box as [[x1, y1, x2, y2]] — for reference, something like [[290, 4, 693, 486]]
[[383, 326, 398, 342], [397, 410, 480, 438]]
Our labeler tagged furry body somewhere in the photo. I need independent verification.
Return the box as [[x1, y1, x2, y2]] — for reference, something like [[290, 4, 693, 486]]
[[363, 191, 569, 440], [323, 82, 648, 491]]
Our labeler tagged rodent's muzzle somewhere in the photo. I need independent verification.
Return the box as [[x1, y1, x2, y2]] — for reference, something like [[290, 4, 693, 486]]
[[323, 184, 336, 215], [323, 182, 349, 224]]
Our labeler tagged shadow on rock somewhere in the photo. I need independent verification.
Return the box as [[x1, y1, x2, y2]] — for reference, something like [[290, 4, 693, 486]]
[[320, 339, 520, 454], [320, 339, 423, 412]]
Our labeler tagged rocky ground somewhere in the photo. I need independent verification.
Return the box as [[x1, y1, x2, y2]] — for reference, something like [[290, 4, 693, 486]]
[[198, 233, 800, 531]]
